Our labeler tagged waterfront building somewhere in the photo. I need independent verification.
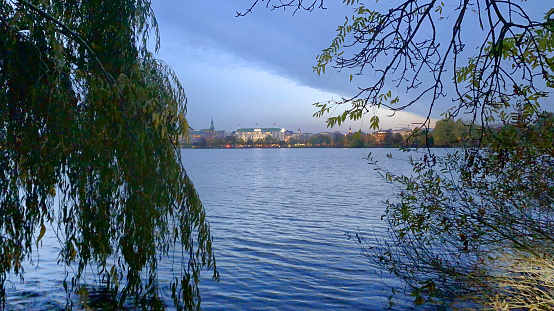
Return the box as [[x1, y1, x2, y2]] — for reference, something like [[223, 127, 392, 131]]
[[371, 131, 389, 143], [370, 128, 411, 144], [284, 130, 294, 143], [291, 127, 314, 143], [236, 127, 286, 142], [189, 118, 226, 143]]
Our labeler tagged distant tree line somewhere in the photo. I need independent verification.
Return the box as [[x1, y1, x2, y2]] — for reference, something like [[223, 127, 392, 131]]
[[181, 118, 507, 149], [407, 118, 479, 148], [182, 130, 404, 148]]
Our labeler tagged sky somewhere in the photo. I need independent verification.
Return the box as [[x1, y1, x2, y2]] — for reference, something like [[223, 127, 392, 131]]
[[150, 1, 550, 133]]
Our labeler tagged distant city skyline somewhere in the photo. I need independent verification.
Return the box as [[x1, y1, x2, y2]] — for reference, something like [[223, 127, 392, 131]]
[[189, 114, 436, 133]]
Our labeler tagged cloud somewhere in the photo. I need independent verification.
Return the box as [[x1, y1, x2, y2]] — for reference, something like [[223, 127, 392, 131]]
[[152, 1, 441, 133]]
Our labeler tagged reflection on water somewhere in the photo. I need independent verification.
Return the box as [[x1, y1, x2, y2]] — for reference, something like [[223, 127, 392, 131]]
[[6, 148, 421, 310]]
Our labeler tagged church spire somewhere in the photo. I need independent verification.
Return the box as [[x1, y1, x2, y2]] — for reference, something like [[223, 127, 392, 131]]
[[210, 117, 215, 130]]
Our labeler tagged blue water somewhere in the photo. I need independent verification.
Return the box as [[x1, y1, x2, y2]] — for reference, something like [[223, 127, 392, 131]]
[[5, 148, 419, 310], [180, 148, 414, 310]]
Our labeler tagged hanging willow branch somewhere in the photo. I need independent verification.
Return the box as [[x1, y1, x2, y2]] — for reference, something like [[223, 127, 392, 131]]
[[0, 1, 217, 310]]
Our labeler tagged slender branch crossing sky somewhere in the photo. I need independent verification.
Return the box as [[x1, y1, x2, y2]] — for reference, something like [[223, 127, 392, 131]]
[[151, 1, 548, 133]]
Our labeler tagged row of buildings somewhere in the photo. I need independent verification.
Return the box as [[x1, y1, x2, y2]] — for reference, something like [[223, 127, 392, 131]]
[[184, 119, 415, 145]]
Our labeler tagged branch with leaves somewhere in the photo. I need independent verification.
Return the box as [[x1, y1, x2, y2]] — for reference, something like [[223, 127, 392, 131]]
[[242, 0, 553, 131], [0, 1, 217, 310]]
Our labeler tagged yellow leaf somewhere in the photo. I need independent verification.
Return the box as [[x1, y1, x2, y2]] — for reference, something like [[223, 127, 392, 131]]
[[36, 223, 46, 247]]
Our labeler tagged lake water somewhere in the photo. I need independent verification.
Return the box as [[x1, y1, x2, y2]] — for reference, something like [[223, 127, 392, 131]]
[[6, 148, 421, 310]]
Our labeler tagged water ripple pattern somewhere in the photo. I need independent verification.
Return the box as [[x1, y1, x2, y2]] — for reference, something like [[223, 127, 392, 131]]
[[179, 148, 413, 310], [4, 148, 420, 310]]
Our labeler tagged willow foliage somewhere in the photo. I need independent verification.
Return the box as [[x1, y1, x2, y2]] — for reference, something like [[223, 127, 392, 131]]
[[0, 0, 217, 309]]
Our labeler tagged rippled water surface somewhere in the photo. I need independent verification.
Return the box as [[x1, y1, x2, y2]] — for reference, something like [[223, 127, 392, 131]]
[[6, 148, 419, 310], [182, 148, 414, 310]]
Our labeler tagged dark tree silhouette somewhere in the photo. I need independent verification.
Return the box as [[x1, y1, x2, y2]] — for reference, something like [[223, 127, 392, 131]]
[[0, 1, 217, 310]]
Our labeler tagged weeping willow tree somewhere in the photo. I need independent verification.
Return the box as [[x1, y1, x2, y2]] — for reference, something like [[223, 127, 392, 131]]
[[0, 0, 217, 310]]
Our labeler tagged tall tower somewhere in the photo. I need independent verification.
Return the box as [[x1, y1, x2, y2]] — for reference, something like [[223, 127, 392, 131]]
[[210, 117, 215, 131], [348, 126, 352, 134], [298, 127, 301, 134]]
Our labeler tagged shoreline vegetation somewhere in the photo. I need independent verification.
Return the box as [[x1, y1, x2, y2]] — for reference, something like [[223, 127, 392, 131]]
[[180, 118, 486, 149]]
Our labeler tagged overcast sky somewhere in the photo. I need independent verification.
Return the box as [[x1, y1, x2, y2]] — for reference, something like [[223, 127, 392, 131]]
[[150, 1, 549, 133]]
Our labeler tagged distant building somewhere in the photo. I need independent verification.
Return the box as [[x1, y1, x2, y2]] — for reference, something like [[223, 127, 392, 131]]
[[236, 127, 286, 141], [370, 128, 411, 144], [291, 127, 314, 142], [189, 118, 226, 143], [371, 131, 389, 143], [284, 130, 294, 142]]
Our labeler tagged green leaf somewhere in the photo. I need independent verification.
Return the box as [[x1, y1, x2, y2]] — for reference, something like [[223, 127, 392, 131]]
[[370, 115, 380, 130]]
